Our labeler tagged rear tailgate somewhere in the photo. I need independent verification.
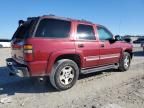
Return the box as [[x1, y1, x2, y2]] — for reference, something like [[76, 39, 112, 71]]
[[11, 40, 25, 64], [11, 18, 38, 64]]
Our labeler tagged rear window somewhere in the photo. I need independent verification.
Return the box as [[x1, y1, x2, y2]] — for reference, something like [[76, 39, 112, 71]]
[[12, 19, 37, 40], [35, 19, 71, 38]]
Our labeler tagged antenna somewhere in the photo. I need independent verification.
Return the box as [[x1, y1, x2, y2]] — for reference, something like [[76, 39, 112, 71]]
[[118, 19, 122, 35]]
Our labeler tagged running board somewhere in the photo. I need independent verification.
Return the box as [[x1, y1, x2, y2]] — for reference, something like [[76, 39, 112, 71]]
[[81, 64, 118, 74]]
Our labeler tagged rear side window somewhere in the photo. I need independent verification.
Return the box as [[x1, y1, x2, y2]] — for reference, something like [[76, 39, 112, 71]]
[[35, 19, 71, 38], [77, 24, 96, 40]]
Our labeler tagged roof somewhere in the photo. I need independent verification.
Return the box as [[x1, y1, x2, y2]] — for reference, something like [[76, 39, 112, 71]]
[[41, 14, 94, 24]]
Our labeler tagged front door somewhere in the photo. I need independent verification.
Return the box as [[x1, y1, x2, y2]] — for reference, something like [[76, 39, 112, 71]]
[[97, 26, 121, 66]]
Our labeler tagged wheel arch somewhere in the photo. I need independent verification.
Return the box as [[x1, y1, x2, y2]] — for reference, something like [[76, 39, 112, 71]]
[[46, 50, 83, 75], [124, 49, 133, 59], [54, 54, 82, 68]]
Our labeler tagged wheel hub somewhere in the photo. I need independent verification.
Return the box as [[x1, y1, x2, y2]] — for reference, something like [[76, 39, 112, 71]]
[[124, 56, 130, 68], [59, 66, 74, 85]]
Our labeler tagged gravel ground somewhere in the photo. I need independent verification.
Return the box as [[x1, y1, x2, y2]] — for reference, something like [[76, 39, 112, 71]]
[[0, 47, 144, 108]]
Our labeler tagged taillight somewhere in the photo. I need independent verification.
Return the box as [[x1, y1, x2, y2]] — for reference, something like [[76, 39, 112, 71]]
[[23, 44, 33, 62], [12, 44, 21, 49]]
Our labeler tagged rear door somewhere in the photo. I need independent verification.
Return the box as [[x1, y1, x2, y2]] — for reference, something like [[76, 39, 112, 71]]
[[75, 23, 100, 68], [97, 26, 121, 65]]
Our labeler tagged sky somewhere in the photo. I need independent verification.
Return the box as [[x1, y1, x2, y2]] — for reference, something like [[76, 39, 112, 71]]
[[0, 0, 144, 39]]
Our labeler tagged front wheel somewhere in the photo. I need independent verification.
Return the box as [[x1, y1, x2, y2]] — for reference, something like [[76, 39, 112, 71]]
[[118, 52, 131, 72], [50, 59, 79, 91]]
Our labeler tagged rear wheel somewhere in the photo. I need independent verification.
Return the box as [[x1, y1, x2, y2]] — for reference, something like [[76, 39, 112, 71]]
[[118, 52, 131, 71], [50, 59, 79, 90]]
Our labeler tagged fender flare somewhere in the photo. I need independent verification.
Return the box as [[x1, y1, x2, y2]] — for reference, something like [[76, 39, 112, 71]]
[[46, 49, 84, 75]]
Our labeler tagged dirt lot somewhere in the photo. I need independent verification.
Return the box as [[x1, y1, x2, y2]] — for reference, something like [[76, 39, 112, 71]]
[[0, 48, 144, 108]]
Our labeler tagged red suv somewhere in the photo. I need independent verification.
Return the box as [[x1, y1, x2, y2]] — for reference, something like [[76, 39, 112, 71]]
[[6, 15, 133, 90]]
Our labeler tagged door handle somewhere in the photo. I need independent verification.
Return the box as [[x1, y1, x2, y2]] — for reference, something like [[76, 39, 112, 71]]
[[78, 44, 84, 48], [101, 44, 105, 47]]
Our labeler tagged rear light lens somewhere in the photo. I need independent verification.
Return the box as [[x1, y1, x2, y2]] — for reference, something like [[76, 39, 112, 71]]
[[24, 45, 32, 50], [12, 44, 21, 49], [23, 45, 33, 61]]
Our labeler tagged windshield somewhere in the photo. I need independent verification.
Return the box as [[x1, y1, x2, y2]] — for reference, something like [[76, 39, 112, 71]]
[[12, 18, 38, 40]]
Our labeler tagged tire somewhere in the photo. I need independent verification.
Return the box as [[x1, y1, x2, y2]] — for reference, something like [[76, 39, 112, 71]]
[[50, 59, 79, 91], [118, 52, 131, 72], [0, 44, 3, 48]]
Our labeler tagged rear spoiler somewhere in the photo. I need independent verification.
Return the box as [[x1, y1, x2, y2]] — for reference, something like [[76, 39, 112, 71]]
[[18, 17, 39, 27], [18, 20, 25, 26]]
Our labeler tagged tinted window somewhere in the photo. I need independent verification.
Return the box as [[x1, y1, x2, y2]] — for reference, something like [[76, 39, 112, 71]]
[[35, 19, 71, 38], [97, 26, 113, 40], [77, 24, 96, 40], [12, 19, 37, 40]]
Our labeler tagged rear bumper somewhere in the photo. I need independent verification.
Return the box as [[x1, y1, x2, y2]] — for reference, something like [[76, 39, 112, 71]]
[[6, 58, 30, 77]]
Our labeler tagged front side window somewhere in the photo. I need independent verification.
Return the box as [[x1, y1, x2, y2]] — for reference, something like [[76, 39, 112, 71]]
[[35, 19, 71, 38], [77, 24, 96, 40], [97, 26, 113, 40]]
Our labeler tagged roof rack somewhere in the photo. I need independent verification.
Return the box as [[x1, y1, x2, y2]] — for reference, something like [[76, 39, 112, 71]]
[[27, 17, 39, 20], [42, 14, 94, 24], [80, 19, 93, 24], [43, 14, 56, 17]]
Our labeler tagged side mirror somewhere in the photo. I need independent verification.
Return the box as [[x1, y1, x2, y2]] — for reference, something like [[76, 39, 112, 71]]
[[108, 35, 121, 43], [108, 38, 116, 43], [114, 35, 121, 41]]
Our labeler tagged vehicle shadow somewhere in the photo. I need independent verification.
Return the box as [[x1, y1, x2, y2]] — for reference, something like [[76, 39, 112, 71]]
[[79, 72, 103, 79], [0, 67, 120, 96], [1, 49, 143, 96], [133, 51, 144, 57], [0, 66, 57, 96]]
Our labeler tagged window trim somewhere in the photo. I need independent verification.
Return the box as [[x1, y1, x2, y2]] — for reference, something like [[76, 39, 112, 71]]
[[33, 18, 72, 39], [97, 25, 114, 41], [76, 24, 97, 41]]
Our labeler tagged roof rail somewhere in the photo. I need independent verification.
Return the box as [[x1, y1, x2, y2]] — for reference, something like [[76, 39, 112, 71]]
[[43, 14, 55, 17], [40, 15, 94, 24], [80, 19, 93, 24], [27, 17, 39, 21]]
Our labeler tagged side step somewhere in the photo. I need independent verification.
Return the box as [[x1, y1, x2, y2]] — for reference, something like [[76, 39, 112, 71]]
[[81, 64, 118, 74]]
